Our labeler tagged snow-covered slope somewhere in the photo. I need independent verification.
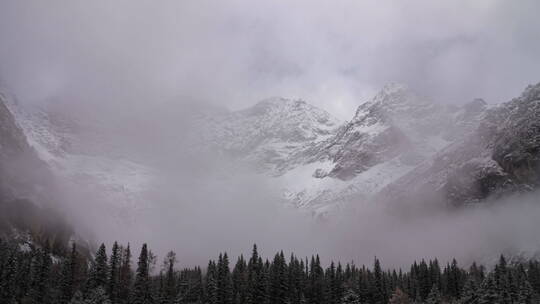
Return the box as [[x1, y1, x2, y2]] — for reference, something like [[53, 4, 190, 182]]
[[380, 82, 540, 207], [3, 82, 539, 219], [202, 97, 340, 172], [4, 98, 155, 215], [0, 91, 81, 249], [272, 84, 489, 216]]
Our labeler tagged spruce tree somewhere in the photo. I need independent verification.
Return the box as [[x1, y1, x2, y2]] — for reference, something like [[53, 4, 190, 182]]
[[247, 245, 266, 304], [88, 244, 109, 292], [477, 275, 502, 304], [372, 257, 386, 304], [86, 286, 112, 304], [29, 242, 52, 304], [325, 261, 337, 304], [205, 260, 218, 304], [269, 251, 288, 304], [232, 255, 248, 304], [118, 244, 133, 304], [459, 278, 479, 304], [108, 242, 120, 304], [163, 251, 177, 303], [132, 243, 152, 304], [425, 284, 442, 304], [217, 253, 233, 304], [60, 243, 79, 304], [516, 264, 535, 304]]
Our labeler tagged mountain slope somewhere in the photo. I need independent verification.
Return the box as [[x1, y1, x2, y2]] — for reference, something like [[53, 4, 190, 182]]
[[381, 82, 540, 206], [203, 97, 340, 172], [3, 82, 539, 219], [274, 84, 490, 215], [0, 91, 79, 251]]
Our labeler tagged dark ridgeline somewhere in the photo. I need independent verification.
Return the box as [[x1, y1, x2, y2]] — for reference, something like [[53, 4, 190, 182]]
[[1, 240, 540, 304]]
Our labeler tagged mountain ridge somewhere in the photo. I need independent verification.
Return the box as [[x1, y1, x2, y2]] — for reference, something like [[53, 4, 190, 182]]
[[1, 82, 539, 218]]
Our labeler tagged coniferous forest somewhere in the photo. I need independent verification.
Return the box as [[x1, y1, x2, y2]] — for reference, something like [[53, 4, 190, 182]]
[[1, 239, 540, 304]]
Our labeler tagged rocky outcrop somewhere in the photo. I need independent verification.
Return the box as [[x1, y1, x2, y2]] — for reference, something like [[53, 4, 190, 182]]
[[381, 82, 540, 206]]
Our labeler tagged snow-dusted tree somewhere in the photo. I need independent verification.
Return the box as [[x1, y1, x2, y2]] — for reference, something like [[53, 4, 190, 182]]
[[132, 243, 152, 304], [86, 286, 112, 304], [388, 288, 410, 304], [425, 284, 442, 304], [87, 244, 109, 292], [108, 242, 120, 304], [60, 243, 80, 304], [163, 251, 177, 303], [205, 260, 218, 304], [340, 288, 361, 304], [117, 244, 133, 304], [29, 242, 52, 304], [459, 279, 479, 304], [477, 275, 502, 304]]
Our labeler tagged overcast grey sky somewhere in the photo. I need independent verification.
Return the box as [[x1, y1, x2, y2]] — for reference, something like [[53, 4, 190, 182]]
[[1, 0, 539, 119]]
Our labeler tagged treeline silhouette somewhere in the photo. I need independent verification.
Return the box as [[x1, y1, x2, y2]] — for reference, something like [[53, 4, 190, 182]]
[[1, 238, 540, 303]]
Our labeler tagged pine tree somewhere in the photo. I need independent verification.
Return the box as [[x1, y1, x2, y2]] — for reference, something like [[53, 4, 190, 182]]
[[118, 244, 133, 304], [162, 251, 176, 303], [205, 260, 218, 304], [417, 260, 430, 300], [132, 243, 152, 304], [477, 275, 502, 304], [29, 242, 52, 304], [88, 244, 109, 292], [247, 245, 266, 304], [426, 284, 442, 304], [232, 255, 248, 304], [217, 253, 233, 304], [516, 264, 535, 304], [269, 251, 288, 304], [372, 257, 386, 304], [325, 261, 337, 304], [60, 243, 80, 304], [459, 278, 479, 304], [108, 242, 120, 304]]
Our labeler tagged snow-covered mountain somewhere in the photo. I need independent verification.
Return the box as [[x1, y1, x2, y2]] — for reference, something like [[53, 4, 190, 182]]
[[1, 82, 539, 219], [4, 99, 155, 217], [271, 84, 489, 215], [380, 83, 540, 207], [0, 91, 80, 249], [200, 97, 340, 172]]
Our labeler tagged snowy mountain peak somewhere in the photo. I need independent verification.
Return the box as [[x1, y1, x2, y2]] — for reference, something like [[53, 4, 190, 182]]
[[243, 97, 338, 129], [352, 83, 434, 126]]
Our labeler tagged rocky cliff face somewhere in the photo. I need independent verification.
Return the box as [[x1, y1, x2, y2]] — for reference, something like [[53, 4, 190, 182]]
[[0, 92, 45, 201], [0, 92, 78, 250], [274, 84, 491, 215], [380, 83, 540, 207]]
